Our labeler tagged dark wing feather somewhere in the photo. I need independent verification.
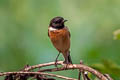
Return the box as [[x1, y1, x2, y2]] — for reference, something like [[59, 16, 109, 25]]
[[66, 26, 71, 38], [69, 31, 71, 38], [48, 29, 50, 37]]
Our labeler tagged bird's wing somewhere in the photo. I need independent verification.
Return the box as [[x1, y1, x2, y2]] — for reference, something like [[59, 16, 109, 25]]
[[48, 29, 50, 37], [68, 30, 71, 38], [65, 26, 71, 38]]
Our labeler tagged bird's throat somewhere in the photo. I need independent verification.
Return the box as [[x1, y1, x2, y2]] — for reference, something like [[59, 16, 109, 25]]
[[49, 27, 58, 31]]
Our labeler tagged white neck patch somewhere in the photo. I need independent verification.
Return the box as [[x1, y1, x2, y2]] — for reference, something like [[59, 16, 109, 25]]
[[49, 27, 57, 31]]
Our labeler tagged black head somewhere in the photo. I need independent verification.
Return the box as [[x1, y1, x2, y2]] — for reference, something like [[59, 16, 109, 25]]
[[49, 16, 67, 29]]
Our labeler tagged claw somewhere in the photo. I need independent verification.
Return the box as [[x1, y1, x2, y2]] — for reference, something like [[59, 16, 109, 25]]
[[55, 60, 58, 67]]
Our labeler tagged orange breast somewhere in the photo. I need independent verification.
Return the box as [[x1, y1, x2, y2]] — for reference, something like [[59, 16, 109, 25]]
[[48, 27, 70, 53]]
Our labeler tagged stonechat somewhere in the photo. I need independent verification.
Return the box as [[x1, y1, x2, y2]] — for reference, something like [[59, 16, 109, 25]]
[[48, 16, 72, 65]]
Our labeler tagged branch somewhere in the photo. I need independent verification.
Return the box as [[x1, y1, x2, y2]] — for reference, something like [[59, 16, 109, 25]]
[[24, 61, 109, 80], [24, 61, 63, 71], [0, 72, 76, 80], [0, 61, 113, 80]]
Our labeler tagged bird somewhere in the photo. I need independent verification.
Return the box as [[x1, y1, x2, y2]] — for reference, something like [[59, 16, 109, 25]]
[[48, 16, 72, 65]]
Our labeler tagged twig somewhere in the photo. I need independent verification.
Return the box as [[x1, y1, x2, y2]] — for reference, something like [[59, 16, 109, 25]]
[[82, 71, 86, 80], [24, 61, 63, 71], [78, 71, 81, 80], [104, 74, 113, 80], [78, 60, 83, 80], [84, 72, 90, 80], [0, 72, 77, 80]]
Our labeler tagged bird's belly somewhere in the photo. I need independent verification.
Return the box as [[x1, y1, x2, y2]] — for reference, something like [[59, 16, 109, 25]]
[[49, 31, 70, 53]]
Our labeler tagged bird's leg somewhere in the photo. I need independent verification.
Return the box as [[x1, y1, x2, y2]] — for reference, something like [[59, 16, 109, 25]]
[[55, 52, 60, 67]]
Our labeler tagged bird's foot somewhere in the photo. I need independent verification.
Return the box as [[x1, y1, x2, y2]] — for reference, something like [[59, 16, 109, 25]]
[[63, 60, 72, 65], [55, 60, 58, 67], [63, 61, 72, 70]]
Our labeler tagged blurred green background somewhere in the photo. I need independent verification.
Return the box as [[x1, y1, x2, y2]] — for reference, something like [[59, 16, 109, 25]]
[[0, 0, 120, 80]]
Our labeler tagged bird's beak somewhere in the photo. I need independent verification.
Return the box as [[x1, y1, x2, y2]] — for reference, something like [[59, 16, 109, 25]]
[[63, 20, 68, 23]]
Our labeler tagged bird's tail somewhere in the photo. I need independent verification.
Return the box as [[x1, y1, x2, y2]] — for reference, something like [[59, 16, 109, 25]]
[[68, 53, 72, 64], [63, 51, 72, 64]]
